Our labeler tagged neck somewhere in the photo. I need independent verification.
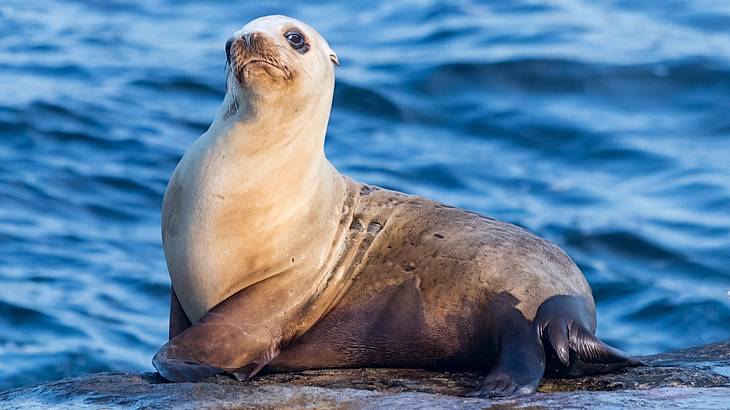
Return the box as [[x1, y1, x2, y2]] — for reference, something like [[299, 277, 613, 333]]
[[211, 83, 331, 166], [198, 82, 346, 281], [163, 79, 351, 322]]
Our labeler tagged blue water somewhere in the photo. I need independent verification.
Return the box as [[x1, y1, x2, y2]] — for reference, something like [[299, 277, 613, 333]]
[[1, 0, 729, 391]]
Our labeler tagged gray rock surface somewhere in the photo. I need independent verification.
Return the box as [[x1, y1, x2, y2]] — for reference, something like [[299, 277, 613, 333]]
[[2, 340, 729, 409]]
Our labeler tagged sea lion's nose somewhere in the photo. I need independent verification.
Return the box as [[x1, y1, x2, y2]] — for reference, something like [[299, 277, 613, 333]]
[[225, 37, 234, 62], [227, 32, 261, 62], [242, 32, 253, 47]]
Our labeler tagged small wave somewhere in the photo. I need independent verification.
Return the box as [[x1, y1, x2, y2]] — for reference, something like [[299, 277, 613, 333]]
[[44, 129, 146, 151], [0, 300, 85, 338], [128, 76, 222, 99], [334, 81, 402, 120], [26, 100, 107, 131], [564, 229, 681, 262], [93, 174, 162, 200], [403, 57, 730, 99], [623, 297, 730, 349]]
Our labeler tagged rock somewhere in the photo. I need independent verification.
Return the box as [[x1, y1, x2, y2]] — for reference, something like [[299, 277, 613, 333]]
[[2, 340, 729, 409]]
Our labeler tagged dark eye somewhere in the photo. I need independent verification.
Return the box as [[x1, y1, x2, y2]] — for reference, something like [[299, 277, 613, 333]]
[[285, 31, 306, 50]]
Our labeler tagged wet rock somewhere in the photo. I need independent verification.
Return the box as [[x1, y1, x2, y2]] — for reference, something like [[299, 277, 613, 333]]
[[1, 340, 728, 409]]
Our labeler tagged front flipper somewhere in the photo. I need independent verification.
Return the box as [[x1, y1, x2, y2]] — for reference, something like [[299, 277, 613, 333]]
[[153, 279, 309, 382], [154, 288, 275, 382], [168, 287, 191, 340]]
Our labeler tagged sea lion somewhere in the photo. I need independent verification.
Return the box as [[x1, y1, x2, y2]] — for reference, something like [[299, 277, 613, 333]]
[[153, 15, 638, 396]]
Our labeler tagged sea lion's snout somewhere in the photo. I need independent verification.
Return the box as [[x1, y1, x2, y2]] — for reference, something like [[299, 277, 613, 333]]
[[227, 30, 294, 86], [226, 31, 266, 63], [225, 38, 234, 63], [230, 32, 259, 54]]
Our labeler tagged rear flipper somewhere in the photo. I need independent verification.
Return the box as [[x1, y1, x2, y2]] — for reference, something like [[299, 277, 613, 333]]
[[467, 294, 546, 398], [469, 294, 640, 398], [537, 295, 642, 378]]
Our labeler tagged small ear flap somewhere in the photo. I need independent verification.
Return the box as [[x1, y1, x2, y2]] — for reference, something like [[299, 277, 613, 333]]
[[329, 52, 340, 66]]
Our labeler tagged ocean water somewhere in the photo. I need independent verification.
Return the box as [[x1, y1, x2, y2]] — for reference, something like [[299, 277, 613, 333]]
[[1, 0, 729, 390]]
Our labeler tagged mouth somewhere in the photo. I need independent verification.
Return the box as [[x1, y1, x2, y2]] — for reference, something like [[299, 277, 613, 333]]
[[241, 59, 280, 69], [230, 57, 293, 84]]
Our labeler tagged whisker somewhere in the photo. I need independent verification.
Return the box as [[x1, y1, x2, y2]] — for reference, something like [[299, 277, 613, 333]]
[[271, 44, 312, 80]]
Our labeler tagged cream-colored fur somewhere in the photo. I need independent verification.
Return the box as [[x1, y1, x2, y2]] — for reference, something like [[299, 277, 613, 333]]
[[161, 16, 344, 322]]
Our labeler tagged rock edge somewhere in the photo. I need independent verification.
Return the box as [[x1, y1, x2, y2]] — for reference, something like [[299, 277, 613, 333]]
[[1, 340, 729, 409]]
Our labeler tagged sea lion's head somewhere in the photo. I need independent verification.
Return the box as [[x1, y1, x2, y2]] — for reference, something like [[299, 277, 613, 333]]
[[224, 15, 338, 116]]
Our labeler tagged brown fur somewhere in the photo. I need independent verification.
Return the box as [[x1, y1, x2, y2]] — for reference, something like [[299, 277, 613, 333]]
[[269, 184, 591, 370]]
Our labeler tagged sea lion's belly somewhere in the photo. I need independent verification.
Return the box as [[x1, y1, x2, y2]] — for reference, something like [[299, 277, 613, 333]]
[[161, 165, 253, 323], [161, 144, 294, 323], [271, 188, 593, 370]]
